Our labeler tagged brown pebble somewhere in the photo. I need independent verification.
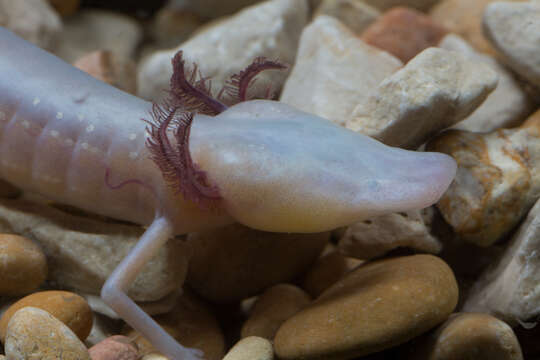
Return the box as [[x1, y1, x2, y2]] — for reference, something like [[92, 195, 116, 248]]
[[89, 335, 138, 360], [241, 284, 311, 340], [361, 6, 448, 63], [0, 234, 47, 296], [275, 255, 459, 359], [409, 313, 523, 360], [0, 290, 92, 343]]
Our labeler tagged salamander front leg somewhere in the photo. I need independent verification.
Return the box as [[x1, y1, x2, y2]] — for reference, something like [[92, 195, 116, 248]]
[[101, 217, 204, 360]]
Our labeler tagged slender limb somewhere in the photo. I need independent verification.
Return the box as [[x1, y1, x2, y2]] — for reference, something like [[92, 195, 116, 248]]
[[101, 217, 204, 360]]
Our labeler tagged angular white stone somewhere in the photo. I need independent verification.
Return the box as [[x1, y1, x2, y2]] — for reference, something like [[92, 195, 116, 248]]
[[280, 16, 402, 127], [138, 0, 308, 102], [439, 34, 534, 132], [483, 1, 540, 87], [347, 48, 498, 149]]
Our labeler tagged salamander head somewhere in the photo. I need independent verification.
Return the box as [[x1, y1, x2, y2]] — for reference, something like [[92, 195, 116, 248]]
[[188, 100, 456, 233]]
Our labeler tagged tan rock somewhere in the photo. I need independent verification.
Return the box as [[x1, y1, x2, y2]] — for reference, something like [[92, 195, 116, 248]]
[[73, 50, 137, 95], [138, 0, 308, 102], [314, 0, 380, 34], [362, 0, 441, 11], [0, 234, 47, 296], [339, 209, 442, 260], [347, 48, 498, 149], [55, 10, 143, 63], [274, 255, 458, 359], [463, 198, 540, 325], [241, 284, 311, 340], [280, 15, 402, 127], [483, 1, 540, 88], [187, 223, 328, 303], [5, 307, 90, 360], [430, 0, 525, 56], [361, 7, 448, 63], [223, 337, 273, 360], [141, 354, 167, 360], [0, 198, 189, 302], [428, 109, 540, 246], [0, 291, 93, 343], [410, 313, 523, 360], [124, 291, 225, 360], [48, 0, 79, 16], [439, 34, 534, 132], [301, 251, 362, 298], [88, 335, 138, 360], [0, 0, 61, 50]]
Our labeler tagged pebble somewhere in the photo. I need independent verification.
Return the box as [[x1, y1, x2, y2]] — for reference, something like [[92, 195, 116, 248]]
[[124, 291, 225, 360], [0, 0, 61, 50], [362, 0, 441, 11], [409, 313, 523, 360], [223, 337, 274, 360], [483, 1, 540, 88], [301, 251, 362, 298], [54, 10, 143, 63], [88, 335, 138, 360], [5, 307, 90, 360], [0, 290, 93, 343], [428, 109, 540, 246], [347, 47, 498, 149], [280, 15, 402, 127], [73, 50, 137, 95], [241, 284, 311, 340], [361, 7, 448, 63], [138, 0, 308, 102], [439, 34, 534, 132], [314, 0, 380, 34], [187, 224, 328, 303], [339, 209, 442, 260], [47, 0, 80, 16], [463, 197, 540, 325], [148, 6, 202, 49], [171, 0, 264, 19], [0, 198, 189, 302], [0, 234, 47, 296], [274, 255, 459, 359]]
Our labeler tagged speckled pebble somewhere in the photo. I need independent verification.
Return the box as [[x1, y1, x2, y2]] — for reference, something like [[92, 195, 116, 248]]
[[88, 335, 138, 360], [0, 290, 93, 343], [0, 233, 47, 296], [5, 307, 90, 360], [223, 336, 274, 360], [275, 255, 459, 359]]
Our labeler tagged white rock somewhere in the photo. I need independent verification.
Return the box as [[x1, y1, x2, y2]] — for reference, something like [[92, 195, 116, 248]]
[[280, 16, 402, 127], [0, 0, 61, 50], [347, 47, 498, 149], [483, 1, 540, 87], [54, 10, 143, 63], [463, 198, 540, 326], [0, 198, 189, 302], [138, 0, 308, 102], [439, 34, 534, 132], [338, 209, 441, 260], [314, 0, 380, 35]]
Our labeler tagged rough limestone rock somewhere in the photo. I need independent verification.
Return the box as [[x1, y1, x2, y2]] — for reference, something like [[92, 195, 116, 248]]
[[362, 0, 441, 11], [280, 16, 402, 127], [138, 0, 308, 102], [5, 307, 90, 360], [314, 0, 380, 35], [463, 198, 540, 326], [361, 7, 448, 63], [347, 48, 498, 149], [55, 10, 143, 63], [483, 1, 540, 88], [0, 0, 61, 50], [428, 109, 540, 247], [0, 198, 189, 302], [274, 255, 458, 359], [439, 34, 534, 132], [339, 209, 442, 260], [410, 313, 523, 360], [223, 337, 274, 360]]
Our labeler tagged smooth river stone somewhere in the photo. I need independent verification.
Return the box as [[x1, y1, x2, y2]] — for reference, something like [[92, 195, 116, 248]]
[[274, 255, 458, 359], [223, 337, 274, 360]]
